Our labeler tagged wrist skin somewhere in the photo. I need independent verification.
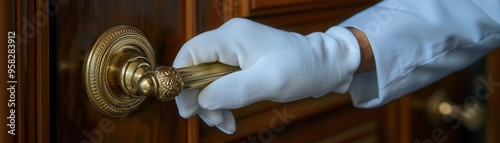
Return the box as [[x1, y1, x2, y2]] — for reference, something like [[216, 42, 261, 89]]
[[347, 27, 375, 74]]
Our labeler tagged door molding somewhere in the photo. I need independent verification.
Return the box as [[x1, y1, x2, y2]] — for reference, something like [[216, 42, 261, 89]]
[[1, 0, 51, 142]]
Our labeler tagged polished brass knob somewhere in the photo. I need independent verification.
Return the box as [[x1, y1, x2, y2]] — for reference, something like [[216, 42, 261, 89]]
[[83, 25, 240, 117]]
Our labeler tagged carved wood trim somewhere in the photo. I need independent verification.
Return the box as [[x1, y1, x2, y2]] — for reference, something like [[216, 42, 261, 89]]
[[224, 0, 378, 19], [220, 0, 378, 35]]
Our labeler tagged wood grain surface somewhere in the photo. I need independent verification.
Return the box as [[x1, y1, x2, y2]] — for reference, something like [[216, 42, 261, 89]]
[[54, 0, 188, 142]]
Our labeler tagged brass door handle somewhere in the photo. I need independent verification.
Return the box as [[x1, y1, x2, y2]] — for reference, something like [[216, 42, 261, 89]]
[[83, 25, 240, 117], [427, 89, 486, 130]]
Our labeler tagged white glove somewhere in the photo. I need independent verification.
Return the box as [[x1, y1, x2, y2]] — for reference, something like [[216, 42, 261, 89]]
[[173, 18, 361, 134]]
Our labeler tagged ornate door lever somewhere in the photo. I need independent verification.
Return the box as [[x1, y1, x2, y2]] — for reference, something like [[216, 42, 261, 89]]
[[83, 25, 240, 117]]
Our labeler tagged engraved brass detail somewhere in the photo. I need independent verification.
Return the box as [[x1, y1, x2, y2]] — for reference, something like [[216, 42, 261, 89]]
[[137, 66, 184, 102], [84, 25, 240, 117]]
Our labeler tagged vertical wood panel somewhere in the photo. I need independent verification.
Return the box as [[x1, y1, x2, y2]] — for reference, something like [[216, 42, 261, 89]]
[[0, 0, 15, 142], [186, 0, 200, 143], [487, 48, 500, 143], [36, 0, 50, 142], [23, 0, 38, 142], [3, 0, 65, 142]]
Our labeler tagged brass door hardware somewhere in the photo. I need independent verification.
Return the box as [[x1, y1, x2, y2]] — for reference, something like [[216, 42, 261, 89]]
[[427, 89, 486, 130], [83, 25, 240, 117]]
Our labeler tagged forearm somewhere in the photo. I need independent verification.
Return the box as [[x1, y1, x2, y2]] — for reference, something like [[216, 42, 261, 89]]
[[340, 0, 500, 108], [348, 28, 375, 74]]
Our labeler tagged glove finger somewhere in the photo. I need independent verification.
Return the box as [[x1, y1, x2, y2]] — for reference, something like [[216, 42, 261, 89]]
[[198, 114, 214, 127], [175, 88, 201, 119], [174, 30, 228, 66], [198, 64, 276, 110], [173, 45, 194, 68], [215, 110, 236, 134], [177, 35, 241, 67], [175, 20, 262, 68], [198, 109, 224, 126], [174, 30, 234, 67]]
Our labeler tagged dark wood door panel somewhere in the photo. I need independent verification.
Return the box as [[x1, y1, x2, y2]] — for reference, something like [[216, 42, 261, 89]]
[[55, 0, 187, 142]]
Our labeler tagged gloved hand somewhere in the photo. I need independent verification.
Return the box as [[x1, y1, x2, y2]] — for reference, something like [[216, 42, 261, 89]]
[[173, 18, 361, 134]]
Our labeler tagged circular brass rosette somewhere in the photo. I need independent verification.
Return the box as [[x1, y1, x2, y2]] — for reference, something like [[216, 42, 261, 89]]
[[83, 25, 156, 117]]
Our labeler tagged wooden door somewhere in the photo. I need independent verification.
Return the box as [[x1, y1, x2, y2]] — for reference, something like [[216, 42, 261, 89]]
[[4, 0, 499, 142], [53, 0, 193, 142]]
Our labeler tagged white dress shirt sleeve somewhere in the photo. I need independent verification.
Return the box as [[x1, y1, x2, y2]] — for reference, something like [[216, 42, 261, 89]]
[[338, 0, 500, 108]]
